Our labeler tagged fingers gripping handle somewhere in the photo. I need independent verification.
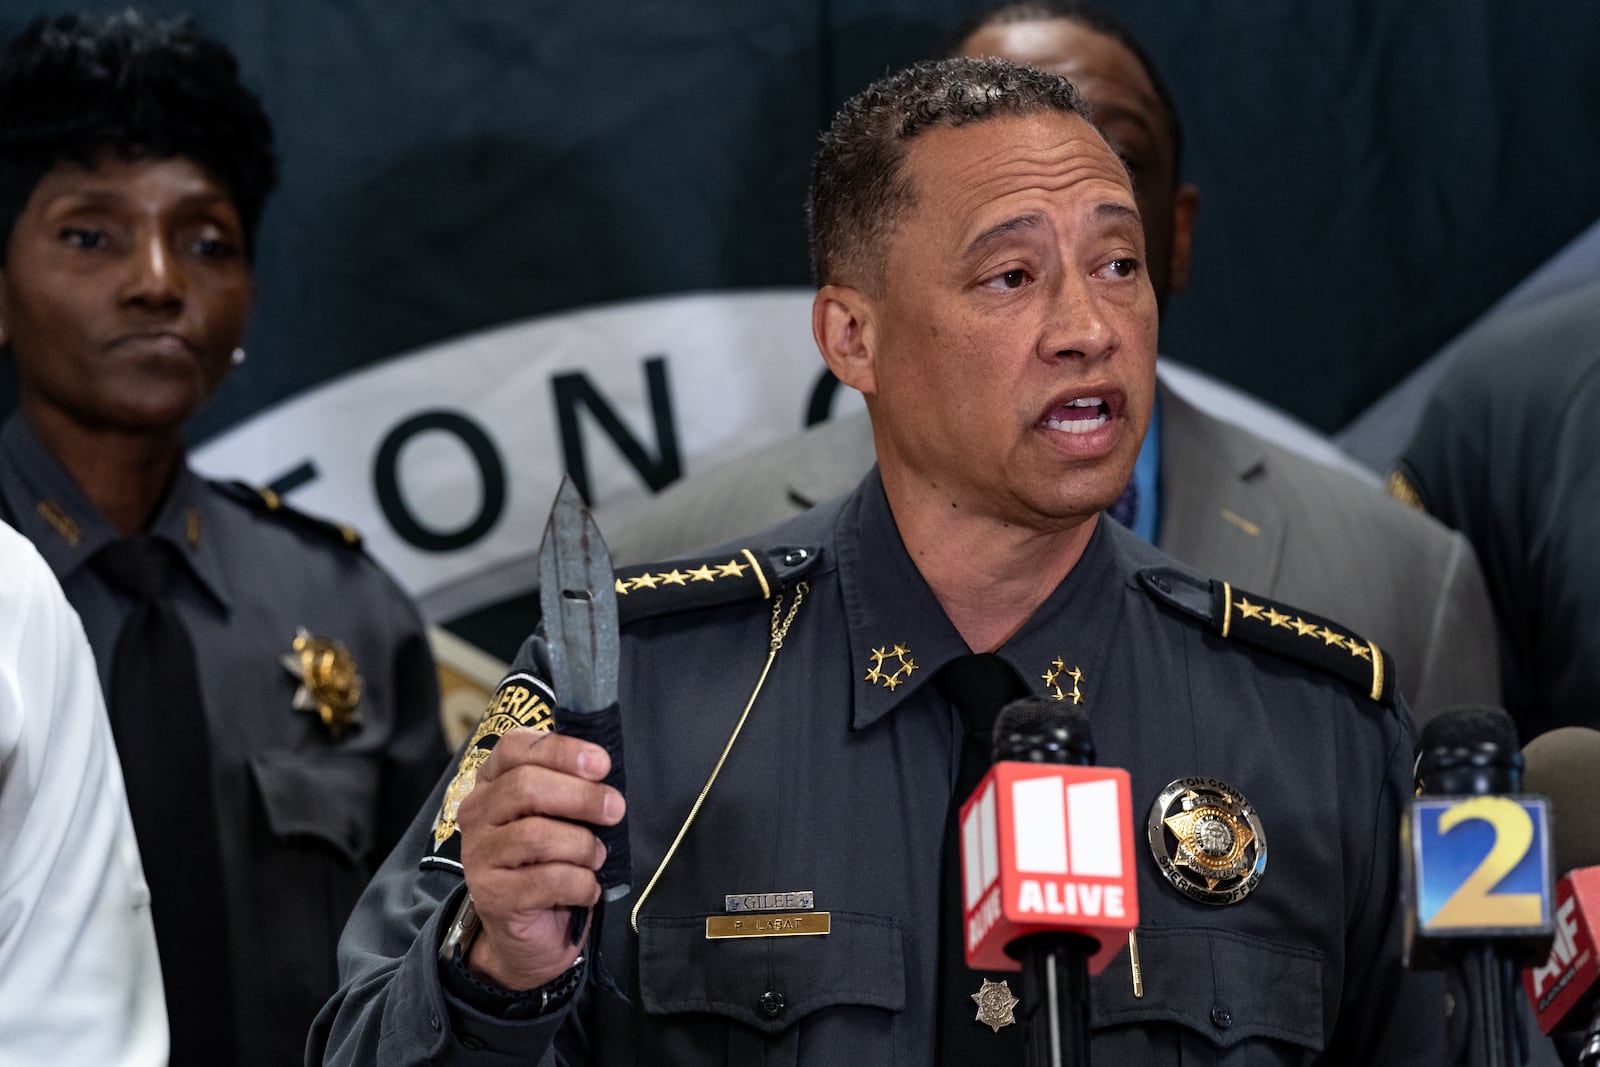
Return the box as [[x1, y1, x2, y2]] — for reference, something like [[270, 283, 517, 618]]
[[555, 700, 631, 900]]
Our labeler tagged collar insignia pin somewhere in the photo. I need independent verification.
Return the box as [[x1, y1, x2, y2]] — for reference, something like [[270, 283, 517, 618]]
[[865, 642, 917, 691], [971, 977, 1019, 1032], [280, 627, 363, 737], [1041, 657, 1085, 703], [1147, 777, 1267, 905]]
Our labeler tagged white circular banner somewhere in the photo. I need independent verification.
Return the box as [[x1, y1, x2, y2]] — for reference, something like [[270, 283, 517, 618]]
[[192, 288, 861, 619]]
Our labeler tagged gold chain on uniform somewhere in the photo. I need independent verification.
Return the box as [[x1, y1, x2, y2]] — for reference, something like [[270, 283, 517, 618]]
[[630, 581, 809, 932]]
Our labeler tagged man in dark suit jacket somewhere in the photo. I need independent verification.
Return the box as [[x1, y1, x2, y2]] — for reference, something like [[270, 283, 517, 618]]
[[601, 1, 1499, 722], [1395, 275, 1600, 740]]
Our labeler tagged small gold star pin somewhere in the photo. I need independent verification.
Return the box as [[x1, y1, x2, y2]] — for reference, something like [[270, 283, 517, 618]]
[[971, 977, 1018, 1032], [865, 642, 917, 690], [1041, 656, 1085, 703], [280, 627, 363, 737]]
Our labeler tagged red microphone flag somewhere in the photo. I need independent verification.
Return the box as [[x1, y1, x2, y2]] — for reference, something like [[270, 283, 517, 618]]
[[960, 762, 1139, 975], [1524, 866, 1600, 1034]]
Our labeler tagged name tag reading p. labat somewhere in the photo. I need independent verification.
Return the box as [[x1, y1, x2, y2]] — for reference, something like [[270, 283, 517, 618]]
[[705, 912, 832, 939]]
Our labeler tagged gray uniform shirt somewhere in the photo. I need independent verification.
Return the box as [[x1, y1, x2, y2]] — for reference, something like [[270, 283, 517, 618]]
[[314, 470, 1440, 1066], [0, 415, 449, 1067]]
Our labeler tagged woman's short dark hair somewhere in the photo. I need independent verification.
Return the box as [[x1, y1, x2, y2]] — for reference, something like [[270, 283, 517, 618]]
[[0, 9, 278, 261]]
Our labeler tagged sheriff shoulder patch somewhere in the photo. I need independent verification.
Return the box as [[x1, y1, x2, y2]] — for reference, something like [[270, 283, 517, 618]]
[[421, 670, 556, 873]]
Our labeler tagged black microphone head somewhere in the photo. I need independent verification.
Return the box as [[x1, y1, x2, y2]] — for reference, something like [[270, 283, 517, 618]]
[[1416, 705, 1523, 795], [1418, 705, 1521, 752], [992, 698, 1094, 766], [1523, 727, 1600, 875]]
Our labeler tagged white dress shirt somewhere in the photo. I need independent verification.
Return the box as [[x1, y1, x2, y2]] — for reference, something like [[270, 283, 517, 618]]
[[0, 521, 167, 1066]]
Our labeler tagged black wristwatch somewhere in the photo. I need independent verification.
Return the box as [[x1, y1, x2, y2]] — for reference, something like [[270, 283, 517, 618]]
[[438, 893, 586, 1018]]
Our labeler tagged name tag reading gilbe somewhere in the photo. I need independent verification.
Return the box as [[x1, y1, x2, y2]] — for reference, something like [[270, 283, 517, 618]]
[[706, 912, 831, 939]]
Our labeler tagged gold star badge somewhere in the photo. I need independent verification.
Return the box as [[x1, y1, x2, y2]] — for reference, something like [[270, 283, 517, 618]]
[[971, 977, 1018, 1032], [280, 628, 363, 737]]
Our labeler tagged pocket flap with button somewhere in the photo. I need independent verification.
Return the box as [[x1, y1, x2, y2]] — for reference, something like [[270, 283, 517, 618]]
[[637, 911, 905, 1036], [248, 750, 379, 865], [1092, 927, 1325, 1052]]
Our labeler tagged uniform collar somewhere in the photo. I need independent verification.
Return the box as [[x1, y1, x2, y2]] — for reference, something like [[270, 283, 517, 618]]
[[835, 468, 1130, 730], [0, 414, 233, 611]]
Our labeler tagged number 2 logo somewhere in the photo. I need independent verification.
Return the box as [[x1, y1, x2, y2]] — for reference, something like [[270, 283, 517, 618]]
[[1427, 796, 1544, 928]]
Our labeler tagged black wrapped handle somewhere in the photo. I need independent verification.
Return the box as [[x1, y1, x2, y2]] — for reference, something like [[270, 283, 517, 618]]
[[555, 699, 631, 899]]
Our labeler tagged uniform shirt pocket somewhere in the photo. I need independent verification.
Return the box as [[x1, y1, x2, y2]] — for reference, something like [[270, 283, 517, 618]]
[[1092, 926, 1325, 1057], [245, 751, 384, 1057], [249, 749, 379, 863], [631, 910, 907, 1065]]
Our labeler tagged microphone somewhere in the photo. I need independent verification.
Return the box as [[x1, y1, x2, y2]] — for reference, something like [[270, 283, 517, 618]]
[[1520, 728, 1600, 1063], [1406, 707, 1555, 1067], [959, 698, 1138, 1067]]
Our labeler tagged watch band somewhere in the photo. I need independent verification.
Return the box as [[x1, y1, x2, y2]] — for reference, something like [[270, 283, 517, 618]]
[[437, 893, 587, 1018]]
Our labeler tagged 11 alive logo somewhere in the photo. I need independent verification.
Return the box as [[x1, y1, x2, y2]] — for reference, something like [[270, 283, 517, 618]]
[[960, 764, 1139, 975]]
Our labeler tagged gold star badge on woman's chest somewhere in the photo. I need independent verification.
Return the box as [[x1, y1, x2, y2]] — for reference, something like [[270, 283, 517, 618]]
[[280, 627, 363, 737]]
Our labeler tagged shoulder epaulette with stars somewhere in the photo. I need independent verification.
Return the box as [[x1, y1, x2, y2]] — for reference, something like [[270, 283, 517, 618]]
[[1136, 565, 1396, 708], [610, 544, 820, 627], [212, 480, 364, 549]]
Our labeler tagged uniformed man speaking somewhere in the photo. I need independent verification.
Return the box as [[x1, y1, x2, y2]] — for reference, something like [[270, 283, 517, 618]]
[[314, 59, 1441, 1065]]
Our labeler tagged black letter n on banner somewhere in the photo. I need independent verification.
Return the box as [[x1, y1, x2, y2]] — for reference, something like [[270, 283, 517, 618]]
[[552, 356, 681, 502]]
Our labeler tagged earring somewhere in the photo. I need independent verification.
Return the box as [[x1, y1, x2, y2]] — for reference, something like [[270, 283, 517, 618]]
[[231, 347, 247, 366]]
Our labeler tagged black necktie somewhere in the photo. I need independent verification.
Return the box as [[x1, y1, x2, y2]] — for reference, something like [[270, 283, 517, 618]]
[[934, 653, 1028, 1065], [94, 536, 236, 1064]]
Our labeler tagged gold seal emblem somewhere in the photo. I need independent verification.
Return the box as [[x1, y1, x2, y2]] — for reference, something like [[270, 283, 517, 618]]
[[433, 747, 492, 847], [431, 672, 556, 847], [971, 977, 1019, 1032], [1147, 777, 1267, 905], [280, 627, 362, 736]]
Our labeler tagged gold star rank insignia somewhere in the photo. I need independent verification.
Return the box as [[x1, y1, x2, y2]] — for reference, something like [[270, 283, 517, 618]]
[[280, 628, 363, 737], [1145, 574, 1395, 706], [1233, 596, 1265, 620], [1040, 656, 1085, 703], [717, 558, 748, 578], [971, 977, 1018, 1032], [687, 564, 716, 582], [865, 643, 917, 690]]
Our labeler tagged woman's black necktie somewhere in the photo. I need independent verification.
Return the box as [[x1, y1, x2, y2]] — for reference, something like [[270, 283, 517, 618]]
[[935, 653, 1029, 1065], [93, 536, 236, 1063]]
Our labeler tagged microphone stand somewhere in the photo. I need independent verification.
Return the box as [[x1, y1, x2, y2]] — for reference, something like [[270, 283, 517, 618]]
[[1426, 737, 1530, 1067], [1449, 946, 1526, 1067], [1018, 934, 1093, 1067], [993, 700, 1099, 1067]]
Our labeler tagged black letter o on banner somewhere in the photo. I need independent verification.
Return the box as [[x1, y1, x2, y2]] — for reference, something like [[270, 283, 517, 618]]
[[374, 410, 506, 552]]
